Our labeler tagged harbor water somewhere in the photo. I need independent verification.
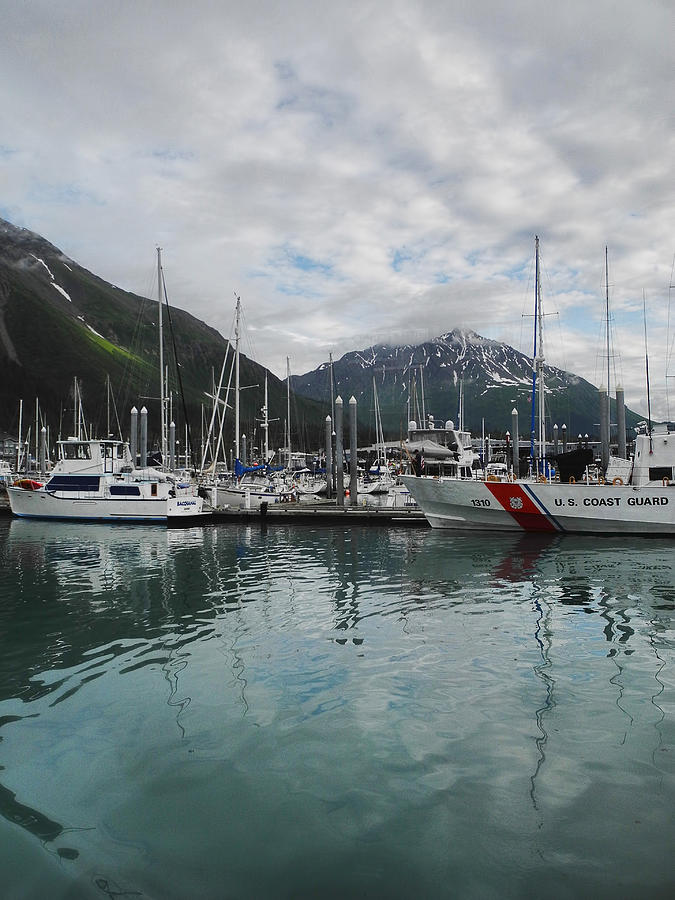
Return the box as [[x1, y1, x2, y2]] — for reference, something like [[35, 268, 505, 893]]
[[0, 518, 674, 899]]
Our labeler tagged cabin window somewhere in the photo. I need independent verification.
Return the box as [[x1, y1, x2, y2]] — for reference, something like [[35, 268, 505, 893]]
[[649, 466, 673, 481], [62, 443, 92, 460], [48, 475, 100, 491], [110, 485, 141, 496]]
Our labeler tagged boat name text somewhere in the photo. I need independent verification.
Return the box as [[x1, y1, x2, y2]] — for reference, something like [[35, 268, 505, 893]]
[[553, 496, 669, 508]]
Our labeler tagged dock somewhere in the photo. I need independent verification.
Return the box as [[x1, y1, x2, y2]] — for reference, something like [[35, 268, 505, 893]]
[[0, 494, 428, 526], [208, 500, 428, 526]]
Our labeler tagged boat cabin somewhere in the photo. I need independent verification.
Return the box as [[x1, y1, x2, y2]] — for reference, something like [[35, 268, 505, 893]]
[[55, 439, 133, 475], [631, 427, 675, 487]]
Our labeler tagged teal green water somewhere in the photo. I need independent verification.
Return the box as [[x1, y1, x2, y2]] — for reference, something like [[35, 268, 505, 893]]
[[0, 518, 673, 899]]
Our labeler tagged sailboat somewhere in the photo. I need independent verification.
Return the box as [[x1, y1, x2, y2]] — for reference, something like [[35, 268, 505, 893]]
[[402, 239, 675, 535]]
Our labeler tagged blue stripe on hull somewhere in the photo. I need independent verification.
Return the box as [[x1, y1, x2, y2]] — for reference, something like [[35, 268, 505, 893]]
[[521, 484, 566, 532], [12, 512, 167, 523]]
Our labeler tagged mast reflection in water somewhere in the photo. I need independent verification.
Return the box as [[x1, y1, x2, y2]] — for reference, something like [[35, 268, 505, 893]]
[[0, 519, 674, 899]]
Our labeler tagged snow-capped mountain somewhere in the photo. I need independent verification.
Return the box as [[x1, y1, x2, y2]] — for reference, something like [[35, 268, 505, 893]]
[[291, 331, 640, 439]]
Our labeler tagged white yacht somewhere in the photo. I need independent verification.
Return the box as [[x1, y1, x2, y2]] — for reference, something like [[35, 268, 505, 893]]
[[7, 438, 206, 523]]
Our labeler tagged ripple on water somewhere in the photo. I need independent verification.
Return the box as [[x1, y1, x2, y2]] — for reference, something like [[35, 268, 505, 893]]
[[0, 522, 674, 897]]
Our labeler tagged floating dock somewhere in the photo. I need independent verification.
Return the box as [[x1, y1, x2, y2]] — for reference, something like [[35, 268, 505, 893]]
[[0, 495, 428, 526], [209, 500, 428, 526]]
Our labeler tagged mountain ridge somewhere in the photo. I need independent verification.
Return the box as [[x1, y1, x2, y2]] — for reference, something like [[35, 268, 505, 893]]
[[291, 329, 641, 442]]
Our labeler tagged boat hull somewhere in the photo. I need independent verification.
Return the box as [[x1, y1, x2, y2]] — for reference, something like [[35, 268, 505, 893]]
[[8, 486, 205, 523], [400, 476, 675, 535]]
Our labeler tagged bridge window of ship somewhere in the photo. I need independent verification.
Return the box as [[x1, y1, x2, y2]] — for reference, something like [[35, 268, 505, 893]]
[[649, 467, 673, 482], [109, 485, 141, 496]]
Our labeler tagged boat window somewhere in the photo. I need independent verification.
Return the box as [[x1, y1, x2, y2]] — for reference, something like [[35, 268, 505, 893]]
[[151, 483, 158, 496], [48, 475, 100, 491], [649, 466, 673, 481], [62, 443, 92, 460], [110, 485, 141, 496]]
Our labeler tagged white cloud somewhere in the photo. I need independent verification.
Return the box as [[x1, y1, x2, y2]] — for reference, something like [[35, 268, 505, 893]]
[[1, 0, 673, 418]]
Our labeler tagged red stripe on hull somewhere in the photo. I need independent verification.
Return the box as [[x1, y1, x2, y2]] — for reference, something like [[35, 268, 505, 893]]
[[484, 482, 558, 532]]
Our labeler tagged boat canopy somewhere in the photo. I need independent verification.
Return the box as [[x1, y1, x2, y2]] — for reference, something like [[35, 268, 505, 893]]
[[404, 440, 456, 460]]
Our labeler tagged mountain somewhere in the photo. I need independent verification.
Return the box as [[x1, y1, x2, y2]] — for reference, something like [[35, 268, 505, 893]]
[[0, 217, 323, 456], [291, 331, 643, 442]]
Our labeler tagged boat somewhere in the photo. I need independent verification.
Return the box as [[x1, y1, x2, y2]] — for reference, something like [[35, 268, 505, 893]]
[[401, 239, 675, 535], [402, 423, 675, 533], [0, 459, 15, 489], [7, 437, 206, 523]]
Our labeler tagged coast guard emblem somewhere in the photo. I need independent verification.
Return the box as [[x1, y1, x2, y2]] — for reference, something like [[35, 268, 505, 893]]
[[509, 496, 523, 510]]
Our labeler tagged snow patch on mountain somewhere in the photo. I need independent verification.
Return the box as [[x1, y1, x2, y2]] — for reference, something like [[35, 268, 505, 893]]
[[52, 283, 72, 302], [30, 254, 54, 280]]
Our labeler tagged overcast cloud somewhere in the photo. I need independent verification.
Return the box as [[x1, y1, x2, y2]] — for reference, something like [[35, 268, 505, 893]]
[[1, 0, 673, 418]]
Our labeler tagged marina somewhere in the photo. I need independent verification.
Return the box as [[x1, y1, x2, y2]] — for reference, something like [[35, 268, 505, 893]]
[[1, 3, 673, 896]]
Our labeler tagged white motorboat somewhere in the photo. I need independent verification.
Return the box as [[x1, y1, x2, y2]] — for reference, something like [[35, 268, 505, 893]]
[[8, 438, 206, 523]]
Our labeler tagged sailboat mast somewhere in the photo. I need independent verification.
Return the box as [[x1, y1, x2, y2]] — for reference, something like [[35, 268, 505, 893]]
[[530, 236, 540, 464], [73, 376, 78, 440], [537, 247, 546, 462], [286, 356, 291, 469], [234, 296, 241, 460], [263, 372, 269, 462], [17, 398, 23, 472], [157, 247, 167, 465], [605, 246, 611, 401], [643, 292, 653, 452]]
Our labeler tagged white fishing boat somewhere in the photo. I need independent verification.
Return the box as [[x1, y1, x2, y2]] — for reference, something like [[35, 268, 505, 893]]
[[7, 438, 206, 523]]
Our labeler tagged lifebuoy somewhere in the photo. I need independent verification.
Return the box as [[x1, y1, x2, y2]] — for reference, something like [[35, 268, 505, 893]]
[[662, 478, 670, 486], [568, 476, 576, 484], [538, 475, 547, 483], [612, 477, 623, 486], [487, 474, 498, 482]]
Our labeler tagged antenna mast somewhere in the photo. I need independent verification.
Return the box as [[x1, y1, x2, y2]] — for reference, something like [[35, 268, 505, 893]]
[[643, 292, 653, 452]]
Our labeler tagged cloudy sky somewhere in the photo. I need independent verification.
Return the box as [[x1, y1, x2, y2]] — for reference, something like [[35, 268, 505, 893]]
[[1, 0, 673, 418]]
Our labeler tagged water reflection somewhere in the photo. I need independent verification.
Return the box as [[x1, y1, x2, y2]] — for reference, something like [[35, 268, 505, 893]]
[[0, 519, 674, 896]]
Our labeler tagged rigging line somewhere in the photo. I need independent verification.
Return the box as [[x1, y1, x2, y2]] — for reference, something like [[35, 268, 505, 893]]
[[666, 252, 675, 421], [162, 274, 194, 460], [643, 292, 653, 450]]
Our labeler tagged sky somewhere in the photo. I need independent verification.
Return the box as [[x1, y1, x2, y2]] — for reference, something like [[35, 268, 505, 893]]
[[1, 0, 673, 420]]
